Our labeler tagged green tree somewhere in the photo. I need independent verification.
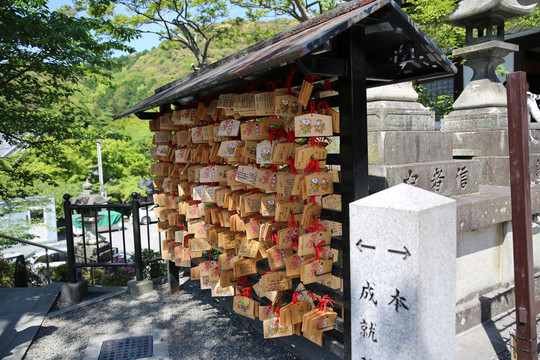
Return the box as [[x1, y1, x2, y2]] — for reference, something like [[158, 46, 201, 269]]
[[231, 0, 339, 22], [0, 0, 138, 201], [402, 0, 465, 54], [71, 0, 245, 67]]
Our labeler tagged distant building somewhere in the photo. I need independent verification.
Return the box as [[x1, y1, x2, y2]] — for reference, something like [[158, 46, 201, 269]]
[[0, 197, 57, 244], [0, 139, 22, 158]]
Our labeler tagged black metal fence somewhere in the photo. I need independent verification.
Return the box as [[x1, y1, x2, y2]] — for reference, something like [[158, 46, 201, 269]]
[[63, 192, 163, 284]]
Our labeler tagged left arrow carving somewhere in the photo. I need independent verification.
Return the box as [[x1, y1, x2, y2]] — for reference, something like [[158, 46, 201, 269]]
[[356, 239, 376, 252]]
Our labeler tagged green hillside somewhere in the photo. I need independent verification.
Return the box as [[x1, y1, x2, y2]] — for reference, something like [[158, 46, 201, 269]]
[[72, 18, 296, 127], [13, 17, 298, 211]]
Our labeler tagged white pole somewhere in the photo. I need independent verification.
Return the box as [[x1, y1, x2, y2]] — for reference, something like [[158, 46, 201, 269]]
[[97, 139, 106, 198]]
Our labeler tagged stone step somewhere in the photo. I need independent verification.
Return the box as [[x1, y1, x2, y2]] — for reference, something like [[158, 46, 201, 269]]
[[369, 160, 480, 197], [368, 131, 453, 165]]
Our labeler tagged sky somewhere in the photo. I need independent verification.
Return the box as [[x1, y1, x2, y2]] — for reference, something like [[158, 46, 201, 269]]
[[47, 0, 161, 54], [47, 0, 252, 56]]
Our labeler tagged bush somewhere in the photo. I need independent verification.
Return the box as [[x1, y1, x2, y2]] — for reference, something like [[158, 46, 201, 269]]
[[79, 249, 166, 286], [51, 263, 70, 282], [82, 267, 106, 285], [140, 249, 166, 280], [0, 258, 15, 288]]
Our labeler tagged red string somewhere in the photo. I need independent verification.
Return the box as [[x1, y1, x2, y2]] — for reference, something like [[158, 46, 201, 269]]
[[314, 240, 326, 261], [286, 130, 296, 143], [304, 75, 321, 85], [308, 100, 316, 115], [292, 292, 300, 304], [316, 295, 335, 314], [304, 159, 321, 174], [265, 79, 283, 92], [238, 286, 253, 298], [266, 300, 273, 316], [309, 137, 324, 148], [289, 213, 298, 229], [237, 276, 248, 287], [269, 124, 287, 144], [287, 156, 297, 174], [271, 232, 278, 244], [244, 81, 260, 92], [308, 289, 318, 301], [290, 237, 298, 252], [286, 66, 298, 96], [306, 217, 327, 233], [317, 100, 330, 112], [270, 164, 278, 173], [323, 80, 333, 91], [274, 306, 281, 327]]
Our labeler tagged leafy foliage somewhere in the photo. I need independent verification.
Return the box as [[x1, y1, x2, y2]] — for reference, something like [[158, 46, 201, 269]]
[[231, 0, 340, 22], [0, 0, 138, 200], [414, 84, 454, 119], [506, 6, 540, 34], [67, 0, 249, 67], [402, 0, 465, 55], [0, 14, 294, 221], [81, 250, 166, 286], [0, 258, 15, 288]]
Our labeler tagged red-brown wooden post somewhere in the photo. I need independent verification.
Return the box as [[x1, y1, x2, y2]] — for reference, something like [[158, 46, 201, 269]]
[[507, 71, 538, 359]]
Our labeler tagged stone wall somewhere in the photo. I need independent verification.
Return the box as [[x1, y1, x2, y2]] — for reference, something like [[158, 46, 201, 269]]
[[367, 82, 540, 333]]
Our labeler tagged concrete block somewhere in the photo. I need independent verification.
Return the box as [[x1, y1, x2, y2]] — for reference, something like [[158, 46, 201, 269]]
[[368, 131, 453, 165], [61, 280, 88, 305], [451, 130, 509, 157], [441, 106, 508, 132], [350, 184, 456, 360], [476, 154, 540, 186], [369, 159, 480, 196], [449, 129, 540, 158], [367, 101, 435, 131], [127, 279, 153, 297], [456, 224, 504, 303]]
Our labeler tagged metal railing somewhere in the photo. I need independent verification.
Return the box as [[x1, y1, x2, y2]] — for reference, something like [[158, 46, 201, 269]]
[[0, 233, 67, 285], [64, 192, 163, 284]]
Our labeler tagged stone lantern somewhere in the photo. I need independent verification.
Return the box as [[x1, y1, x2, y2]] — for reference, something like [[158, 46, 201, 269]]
[[441, 0, 536, 129], [72, 179, 111, 261], [441, 0, 536, 155], [72, 178, 109, 207]]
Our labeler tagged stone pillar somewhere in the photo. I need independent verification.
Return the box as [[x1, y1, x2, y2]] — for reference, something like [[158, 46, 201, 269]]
[[367, 82, 480, 196], [349, 183, 456, 360]]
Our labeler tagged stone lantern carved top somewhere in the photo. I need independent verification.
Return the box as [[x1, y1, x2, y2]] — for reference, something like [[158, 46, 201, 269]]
[[72, 179, 109, 205], [447, 0, 536, 27]]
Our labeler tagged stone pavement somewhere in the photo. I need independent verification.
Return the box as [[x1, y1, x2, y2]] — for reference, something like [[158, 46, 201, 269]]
[[1, 282, 539, 360], [456, 306, 540, 360], [0, 284, 61, 360]]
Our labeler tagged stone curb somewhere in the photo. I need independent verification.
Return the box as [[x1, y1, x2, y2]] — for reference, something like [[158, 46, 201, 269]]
[[47, 287, 126, 318]]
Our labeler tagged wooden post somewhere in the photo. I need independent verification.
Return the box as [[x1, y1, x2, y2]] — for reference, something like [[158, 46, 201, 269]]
[[338, 25, 369, 360], [506, 71, 538, 360]]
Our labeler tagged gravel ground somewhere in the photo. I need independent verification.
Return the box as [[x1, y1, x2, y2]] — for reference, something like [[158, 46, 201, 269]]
[[25, 276, 299, 360]]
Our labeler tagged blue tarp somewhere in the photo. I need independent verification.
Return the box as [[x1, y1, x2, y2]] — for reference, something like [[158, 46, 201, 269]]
[[72, 211, 122, 228]]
